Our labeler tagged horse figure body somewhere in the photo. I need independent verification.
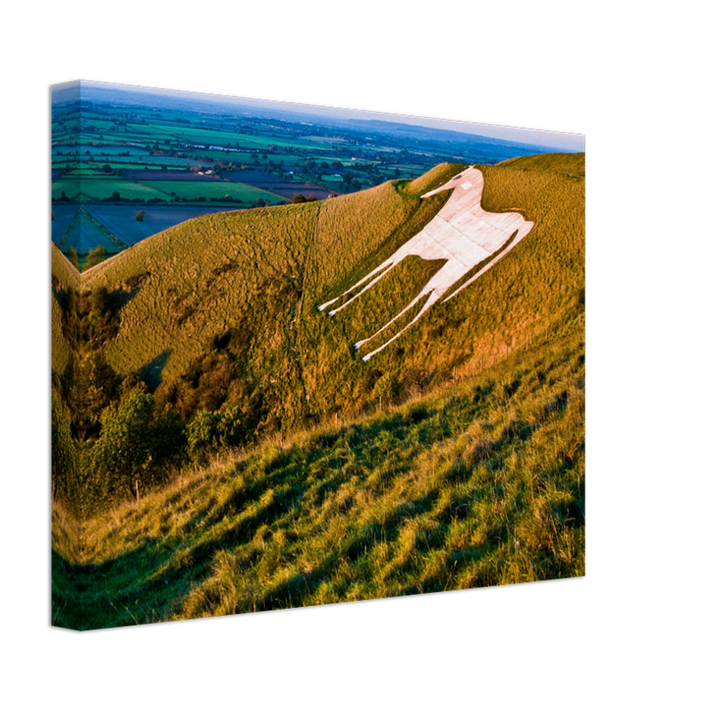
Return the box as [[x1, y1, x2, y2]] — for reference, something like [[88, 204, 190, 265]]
[[318, 166, 534, 361]]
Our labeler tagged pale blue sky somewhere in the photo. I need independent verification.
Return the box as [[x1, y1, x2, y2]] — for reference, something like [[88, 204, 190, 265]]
[[54, 80, 585, 152]]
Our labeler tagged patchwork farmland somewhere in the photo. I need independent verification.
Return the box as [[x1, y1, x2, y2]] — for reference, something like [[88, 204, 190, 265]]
[[52, 86, 557, 268]]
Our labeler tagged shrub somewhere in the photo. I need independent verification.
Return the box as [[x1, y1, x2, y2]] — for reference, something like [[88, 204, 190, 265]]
[[187, 410, 223, 457], [85, 246, 108, 270], [186, 406, 253, 459], [153, 408, 187, 466], [372, 372, 402, 407], [217, 406, 252, 449], [157, 351, 234, 419], [88, 392, 185, 506], [90, 392, 155, 499]]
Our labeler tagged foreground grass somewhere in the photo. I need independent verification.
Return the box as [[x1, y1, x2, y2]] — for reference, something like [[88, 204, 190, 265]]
[[52, 311, 584, 630]]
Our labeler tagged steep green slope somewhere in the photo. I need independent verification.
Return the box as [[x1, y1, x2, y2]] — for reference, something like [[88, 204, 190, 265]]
[[51, 244, 80, 376], [78, 164, 463, 427], [355, 152, 585, 378], [72, 155, 582, 435], [52, 307, 584, 629], [52, 154, 584, 512], [51, 153, 585, 628]]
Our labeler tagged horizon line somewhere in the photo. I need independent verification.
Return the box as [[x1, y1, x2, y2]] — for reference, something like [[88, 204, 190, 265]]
[[51, 79, 585, 152]]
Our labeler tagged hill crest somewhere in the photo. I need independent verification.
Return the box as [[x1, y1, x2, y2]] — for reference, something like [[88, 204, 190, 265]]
[[52, 153, 583, 479]]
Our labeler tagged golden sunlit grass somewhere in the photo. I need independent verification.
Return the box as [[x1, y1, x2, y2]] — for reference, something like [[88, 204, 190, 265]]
[[51, 154, 585, 629], [59, 156, 583, 433], [52, 308, 584, 629]]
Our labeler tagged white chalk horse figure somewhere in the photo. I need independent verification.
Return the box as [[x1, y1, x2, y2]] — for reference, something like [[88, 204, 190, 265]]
[[318, 166, 534, 361]]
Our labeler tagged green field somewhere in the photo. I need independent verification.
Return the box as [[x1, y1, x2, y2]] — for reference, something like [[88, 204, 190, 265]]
[[51, 178, 80, 201], [139, 180, 287, 204], [144, 123, 333, 152], [52, 178, 165, 201], [52, 176, 287, 204], [53, 93, 548, 213]]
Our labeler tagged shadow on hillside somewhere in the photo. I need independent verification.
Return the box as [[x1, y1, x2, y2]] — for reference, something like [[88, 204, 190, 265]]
[[111, 285, 141, 310], [109, 271, 150, 308], [52, 544, 188, 630], [139, 350, 172, 391]]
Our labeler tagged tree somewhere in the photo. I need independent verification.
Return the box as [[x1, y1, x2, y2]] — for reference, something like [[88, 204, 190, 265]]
[[372, 372, 402, 407], [186, 410, 222, 457], [90, 392, 155, 500], [67, 246, 80, 270], [186, 406, 250, 459], [85, 246, 108, 270], [135, 210, 145, 222], [89, 391, 186, 505]]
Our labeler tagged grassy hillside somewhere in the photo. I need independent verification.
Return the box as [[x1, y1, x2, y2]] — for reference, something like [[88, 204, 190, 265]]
[[77, 164, 462, 427], [51, 154, 584, 628], [51, 244, 80, 375], [68, 155, 582, 434], [52, 307, 584, 629]]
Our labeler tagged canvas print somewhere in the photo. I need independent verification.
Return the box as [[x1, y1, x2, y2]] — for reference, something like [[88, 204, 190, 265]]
[[51, 80, 585, 630]]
